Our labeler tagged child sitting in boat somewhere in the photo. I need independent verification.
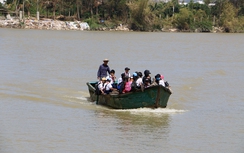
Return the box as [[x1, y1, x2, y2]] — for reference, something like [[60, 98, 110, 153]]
[[142, 70, 152, 84], [131, 72, 138, 92], [104, 78, 117, 94], [151, 74, 161, 86], [122, 76, 131, 93], [159, 74, 165, 87], [106, 69, 117, 88], [118, 73, 125, 84], [144, 78, 150, 88], [97, 77, 107, 95], [136, 72, 143, 89]]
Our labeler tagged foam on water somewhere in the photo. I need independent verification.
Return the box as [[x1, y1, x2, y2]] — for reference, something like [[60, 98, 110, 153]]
[[65, 96, 187, 115], [113, 108, 187, 115], [72, 96, 88, 101]]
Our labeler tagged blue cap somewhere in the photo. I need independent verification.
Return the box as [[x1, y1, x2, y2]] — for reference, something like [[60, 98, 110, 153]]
[[133, 73, 137, 77]]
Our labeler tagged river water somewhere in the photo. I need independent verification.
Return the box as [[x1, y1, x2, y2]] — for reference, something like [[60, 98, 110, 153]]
[[0, 28, 243, 153]]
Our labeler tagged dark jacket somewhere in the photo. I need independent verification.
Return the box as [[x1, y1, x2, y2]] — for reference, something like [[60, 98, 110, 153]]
[[131, 81, 137, 91], [97, 64, 110, 78], [142, 76, 152, 84]]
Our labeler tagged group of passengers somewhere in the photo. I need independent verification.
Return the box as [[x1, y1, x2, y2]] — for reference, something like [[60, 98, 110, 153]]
[[96, 59, 169, 95]]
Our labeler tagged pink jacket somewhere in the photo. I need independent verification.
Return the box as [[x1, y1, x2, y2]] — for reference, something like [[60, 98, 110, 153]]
[[123, 81, 132, 93]]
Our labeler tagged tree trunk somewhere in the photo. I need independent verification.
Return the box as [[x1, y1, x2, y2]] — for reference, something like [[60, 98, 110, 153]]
[[91, 7, 93, 17], [53, 10, 55, 19], [90, 0, 93, 17], [76, 0, 80, 20]]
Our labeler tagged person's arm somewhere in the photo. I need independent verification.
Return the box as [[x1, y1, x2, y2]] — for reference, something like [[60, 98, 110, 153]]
[[97, 65, 101, 80], [107, 66, 110, 75], [109, 84, 115, 91]]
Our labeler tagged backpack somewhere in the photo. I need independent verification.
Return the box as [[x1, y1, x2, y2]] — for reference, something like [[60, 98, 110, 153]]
[[165, 81, 169, 87], [117, 82, 122, 90], [131, 81, 137, 91], [117, 82, 124, 94]]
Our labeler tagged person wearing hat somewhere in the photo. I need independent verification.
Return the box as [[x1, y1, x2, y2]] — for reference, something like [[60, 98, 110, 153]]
[[98, 77, 107, 95], [131, 72, 138, 92], [97, 59, 110, 80], [104, 78, 117, 94], [144, 78, 150, 88], [151, 74, 161, 86], [142, 70, 152, 84], [123, 67, 131, 78]]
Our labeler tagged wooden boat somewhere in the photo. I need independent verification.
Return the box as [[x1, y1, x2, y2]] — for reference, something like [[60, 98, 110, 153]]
[[86, 81, 172, 109]]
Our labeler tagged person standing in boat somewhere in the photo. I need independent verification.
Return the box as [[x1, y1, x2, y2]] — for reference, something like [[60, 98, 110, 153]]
[[123, 67, 131, 78], [97, 59, 110, 80]]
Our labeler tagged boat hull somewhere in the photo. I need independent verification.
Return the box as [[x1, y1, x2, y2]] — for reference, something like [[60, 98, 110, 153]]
[[86, 82, 171, 109]]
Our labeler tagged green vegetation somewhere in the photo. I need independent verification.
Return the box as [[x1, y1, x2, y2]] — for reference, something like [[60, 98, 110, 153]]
[[2, 0, 244, 32]]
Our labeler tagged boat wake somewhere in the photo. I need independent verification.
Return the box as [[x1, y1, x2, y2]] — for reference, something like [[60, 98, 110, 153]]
[[64, 96, 187, 115], [114, 108, 187, 115], [73, 96, 88, 101]]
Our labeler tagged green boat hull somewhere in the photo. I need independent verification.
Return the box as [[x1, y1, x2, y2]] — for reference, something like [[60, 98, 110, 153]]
[[86, 82, 172, 109]]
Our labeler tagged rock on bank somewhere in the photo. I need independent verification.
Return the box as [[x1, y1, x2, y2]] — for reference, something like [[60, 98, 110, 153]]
[[0, 18, 90, 31]]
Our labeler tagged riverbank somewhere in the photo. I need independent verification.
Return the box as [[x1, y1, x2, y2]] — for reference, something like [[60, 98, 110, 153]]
[[0, 17, 224, 33], [0, 17, 130, 31], [0, 18, 89, 31]]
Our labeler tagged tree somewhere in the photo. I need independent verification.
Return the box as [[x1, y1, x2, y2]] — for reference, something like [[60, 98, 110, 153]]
[[76, 0, 81, 20], [219, 1, 238, 32], [175, 8, 193, 30], [24, 0, 32, 17], [127, 0, 155, 31], [41, 0, 59, 19]]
